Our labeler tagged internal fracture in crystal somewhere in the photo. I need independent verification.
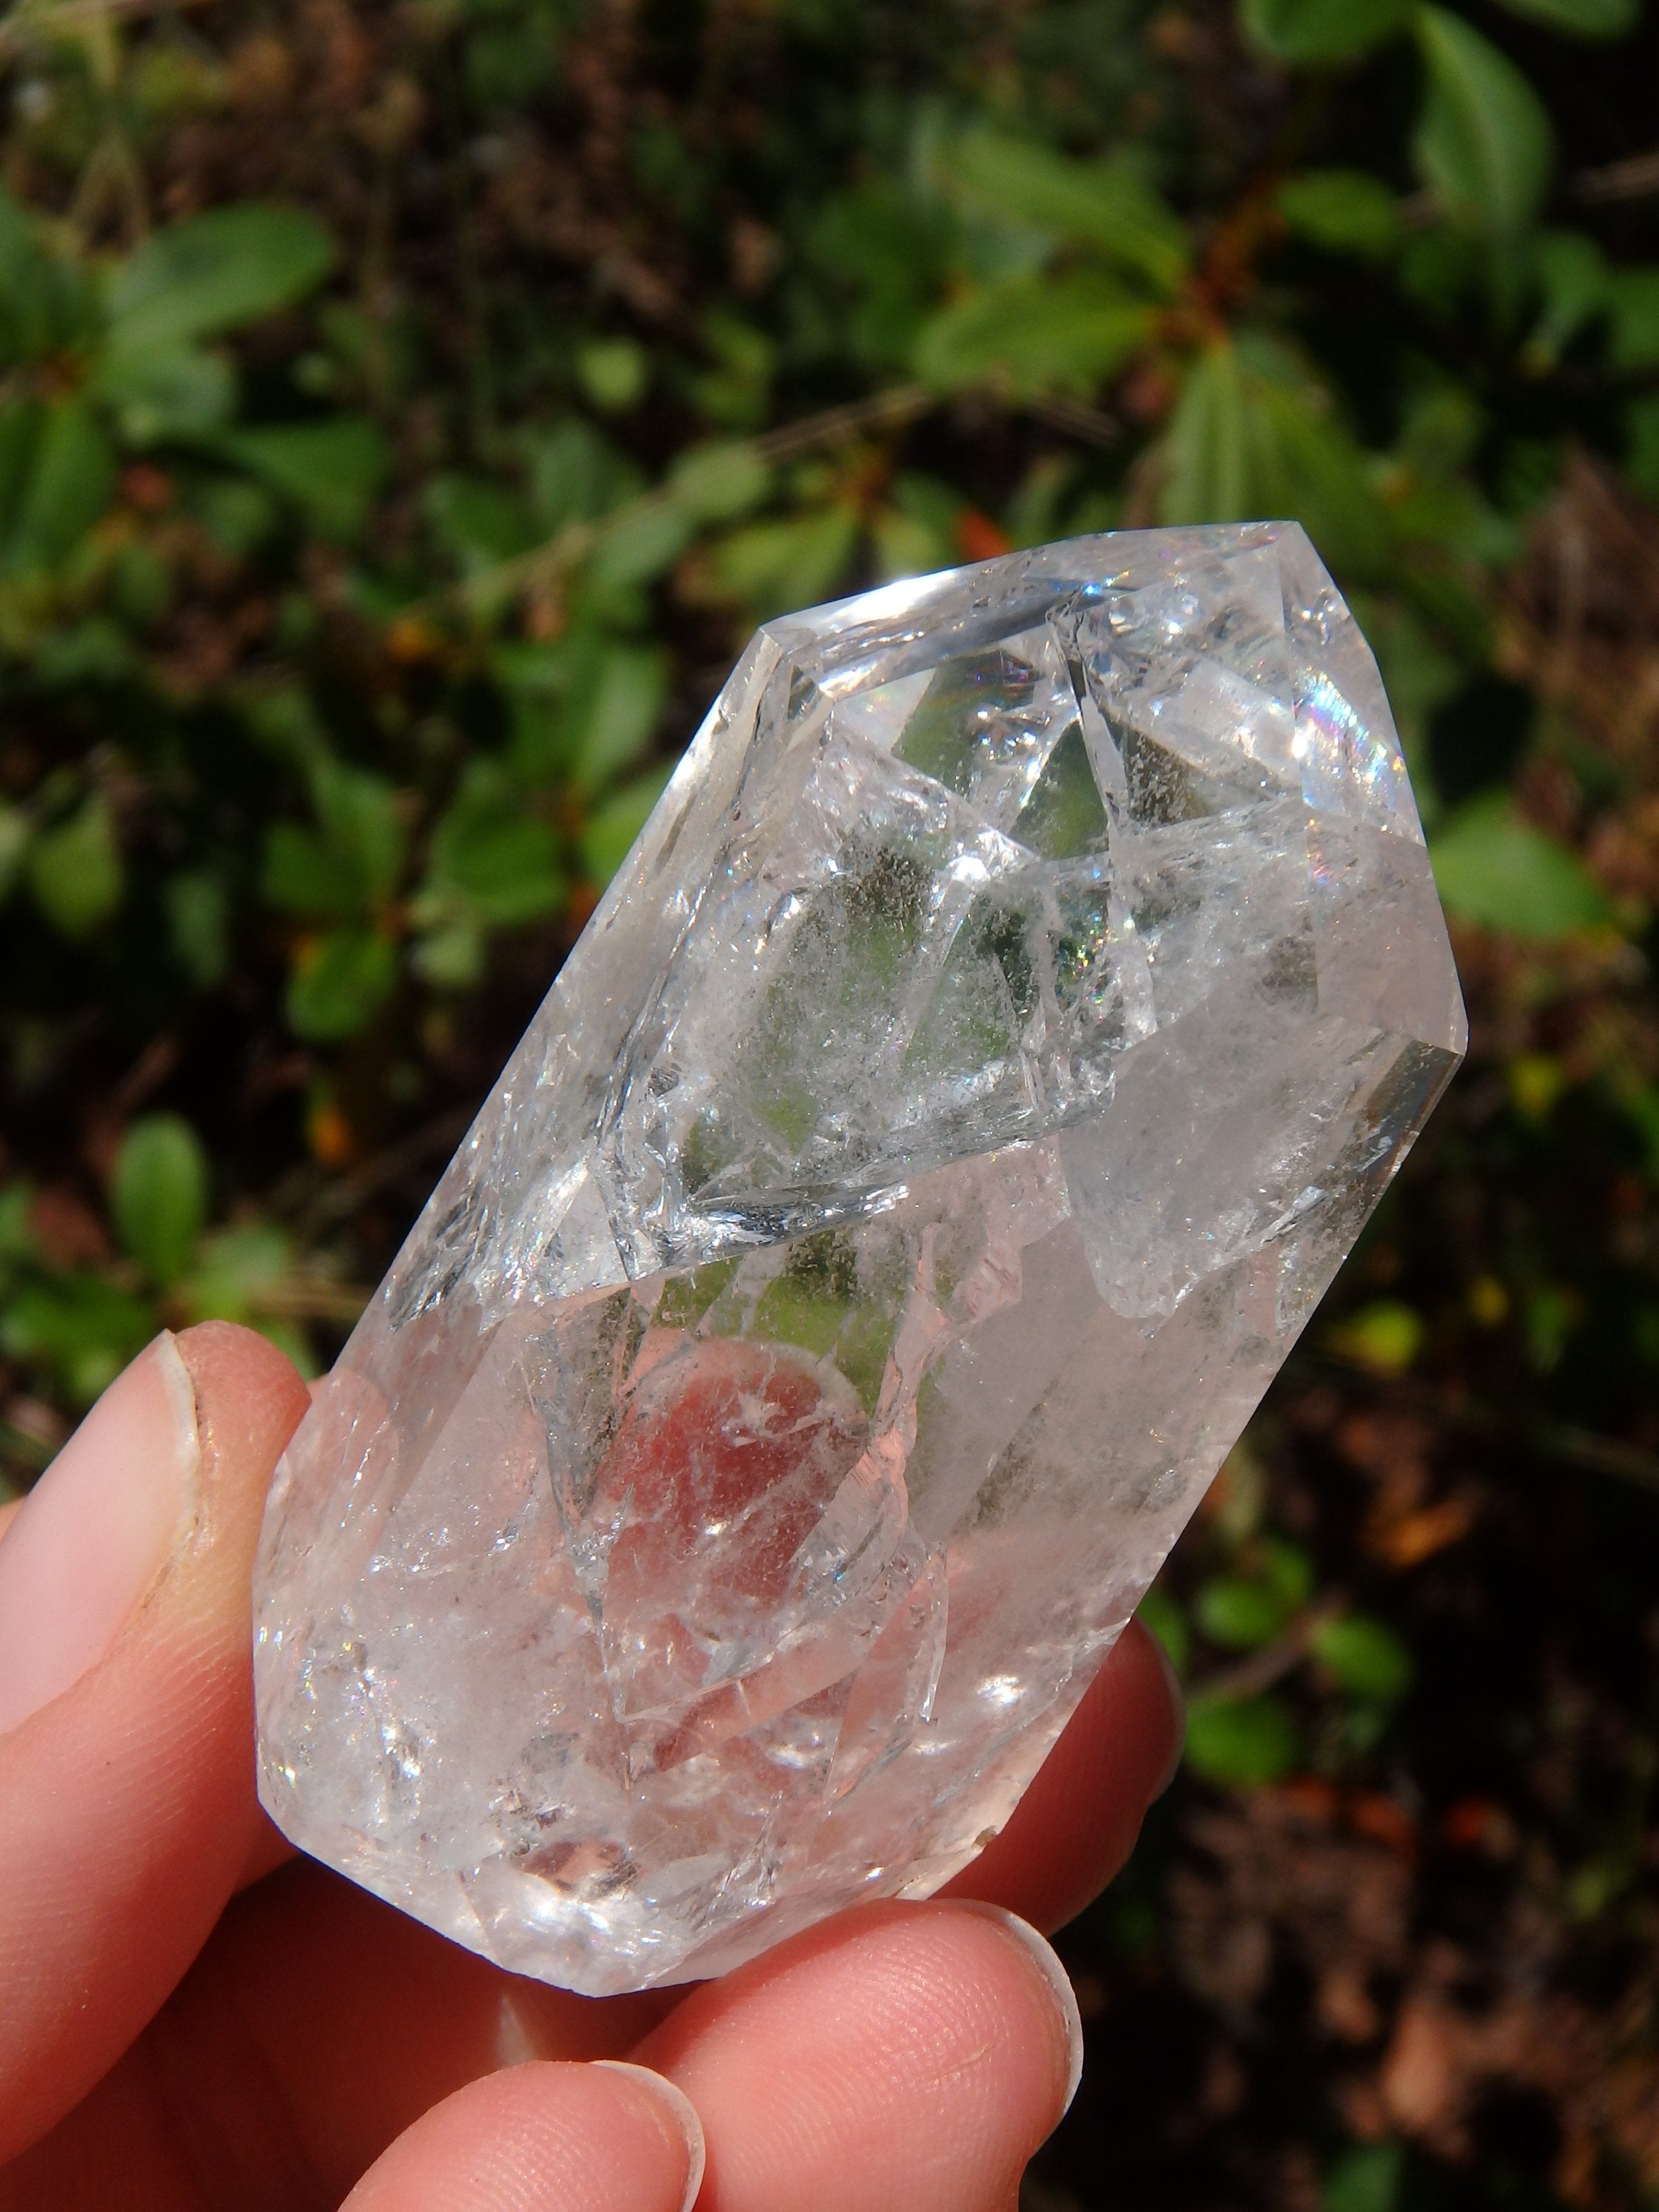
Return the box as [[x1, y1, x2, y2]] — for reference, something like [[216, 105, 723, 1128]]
[[252, 525, 1465, 1995]]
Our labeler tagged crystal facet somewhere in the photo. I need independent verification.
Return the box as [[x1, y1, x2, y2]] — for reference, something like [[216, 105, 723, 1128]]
[[253, 525, 1465, 1994]]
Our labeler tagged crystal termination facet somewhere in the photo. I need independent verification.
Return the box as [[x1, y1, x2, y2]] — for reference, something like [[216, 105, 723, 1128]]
[[252, 525, 1465, 1995]]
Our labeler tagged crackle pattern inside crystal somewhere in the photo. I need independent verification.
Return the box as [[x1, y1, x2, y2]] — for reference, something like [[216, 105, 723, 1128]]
[[252, 524, 1465, 1994]]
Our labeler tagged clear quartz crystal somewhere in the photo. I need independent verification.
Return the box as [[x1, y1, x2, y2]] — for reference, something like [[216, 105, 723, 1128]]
[[253, 524, 1465, 1995]]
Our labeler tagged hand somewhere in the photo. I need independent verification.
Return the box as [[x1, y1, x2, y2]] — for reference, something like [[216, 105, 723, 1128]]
[[0, 1322, 1183, 2212]]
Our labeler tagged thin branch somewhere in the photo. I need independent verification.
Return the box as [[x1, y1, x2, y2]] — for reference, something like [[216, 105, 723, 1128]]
[[1539, 1422, 1659, 1498], [1398, 156, 1659, 225], [752, 383, 934, 465], [297, 1105, 474, 1237], [1295, 1353, 1659, 1501], [1188, 1599, 1345, 1706], [1572, 149, 1659, 207], [1025, 391, 1122, 448], [250, 1277, 374, 1326]]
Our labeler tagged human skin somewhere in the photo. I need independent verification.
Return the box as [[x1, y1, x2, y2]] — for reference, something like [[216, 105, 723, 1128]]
[[0, 1322, 1182, 2212]]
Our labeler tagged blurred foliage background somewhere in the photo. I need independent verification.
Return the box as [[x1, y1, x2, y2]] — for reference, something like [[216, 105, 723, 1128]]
[[0, 0, 1657, 2203]]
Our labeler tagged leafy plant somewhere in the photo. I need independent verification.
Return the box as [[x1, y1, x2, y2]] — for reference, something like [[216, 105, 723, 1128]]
[[0, 7, 1656, 2191]]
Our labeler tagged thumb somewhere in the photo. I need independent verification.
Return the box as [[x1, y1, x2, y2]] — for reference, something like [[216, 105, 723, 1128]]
[[0, 1322, 308, 2163]]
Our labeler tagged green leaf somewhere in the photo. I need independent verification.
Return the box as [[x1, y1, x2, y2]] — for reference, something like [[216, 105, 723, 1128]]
[[27, 797, 122, 937], [581, 767, 673, 887], [424, 473, 537, 574], [93, 339, 235, 444], [1253, 379, 1391, 578], [1488, 0, 1638, 35], [1137, 1586, 1191, 1676], [1330, 1298, 1426, 1374], [1, 397, 116, 577], [1324, 2142, 1405, 2212], [0, 1182, 35, 1265], [263, 825, 358, 918], [940, 131, 1190, 293], [709, 505, 861, 619], [872, 472, 964, 579], [285, 928, 399, 1040], [1309, 1613, 1416, 1700], [244, 687, 328, 766], [190, 475, 277, 556], [1606, 267, 1659, 368], [1262, 1536, 1315, 1610], [410, 918, 486, 989], [1160, 339, 1391, 578], [0, 1273, 157, 1405], [1527, 229, 1610, 363], [1185, 1694, 1301, 1785], [915, 274, 1155, 397], [1161, 341, 1250, 525], [167, 870, 229, 988], [1626, 392, 1659, 502], [312, 759, 406, 904], [589, 496, 695, 590], [265, 760, 405, 917], [32, 617, 135, 687], [426, 767, 566, 926], [808, 177, 957, 370], [668, 440, 773, 524], [221, 418, 390, 541], [1195, 1576, 1295, 1651], [1430, 795, 1615, 937], [1277, 170, 1401, 257], [577, 336, 648, 412], [0, 803, 28, 900], [111, 1113, 209, 1286], [1241, 0, 1416, 62], [693, 313, 776, 432], [106, 202, 336, 353], [526, 420, 639, 531], [0, 188, 92, 363], [1413, 8, 1554, 235], [572, 645, 666, 790], [182, 1222, 292, 1324], [0, 400, 37, 543]]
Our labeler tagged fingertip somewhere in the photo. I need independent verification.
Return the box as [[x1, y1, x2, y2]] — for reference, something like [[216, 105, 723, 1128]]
[[341, 2060, 703, 2212], [637, 1899, 1080, 2212], [592, 2064, 706, 2212], [952, 1902, 1084, 2115], [173, 1322, 311, 1511]]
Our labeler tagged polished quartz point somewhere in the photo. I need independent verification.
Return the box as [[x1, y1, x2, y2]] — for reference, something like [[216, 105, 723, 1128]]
[[252, 525, 1465, 1995]]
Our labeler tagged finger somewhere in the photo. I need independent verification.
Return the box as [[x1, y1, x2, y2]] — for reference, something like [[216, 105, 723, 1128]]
[[0, 1861, 672, 2211], [341, 2062, 702, 2212], [941, 1615, 1183, 1932], [636, 1899, 1082, 2212], [6, 1885, 1078, 2212], [1, 1618, 1174, 2195], [0, 1322, 310, 2164]]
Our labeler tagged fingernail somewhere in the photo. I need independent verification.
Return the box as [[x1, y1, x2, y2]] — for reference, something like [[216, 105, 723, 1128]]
[[957, 1902, 1086, 2117], [592, 2061, 706, 2212], [0, 1333, 200, 1735], [1148, 1626, 1187, 1797]]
